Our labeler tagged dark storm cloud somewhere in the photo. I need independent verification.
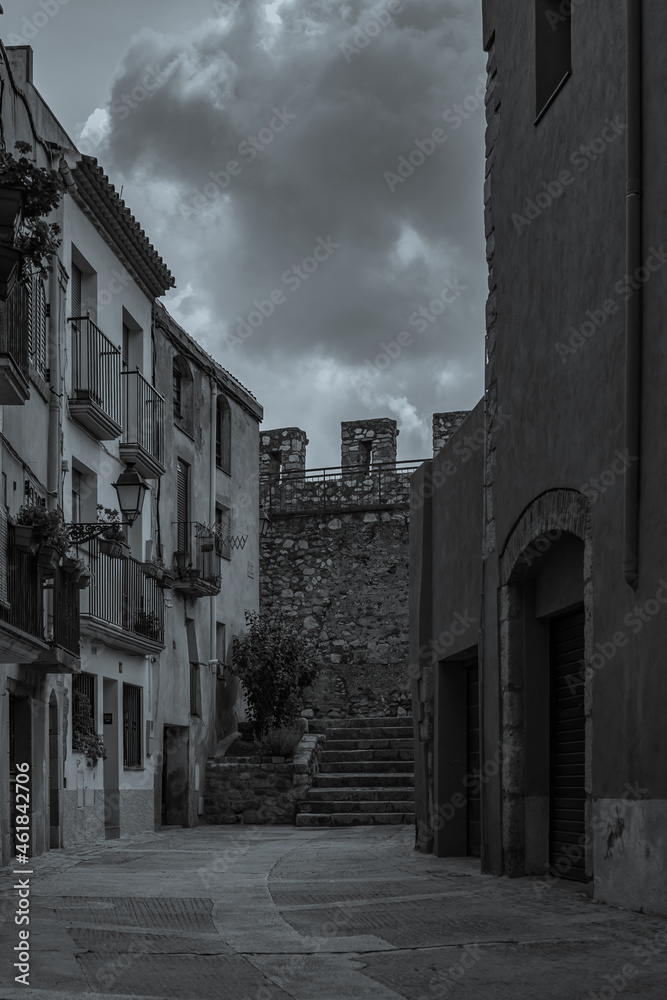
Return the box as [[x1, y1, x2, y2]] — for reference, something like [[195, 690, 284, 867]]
[[87, 0, 486, 460]]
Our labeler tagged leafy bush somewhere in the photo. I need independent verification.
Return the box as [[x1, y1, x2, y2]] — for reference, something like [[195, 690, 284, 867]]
[[231, 610, 317, 737], [71, 692, 107, 766], [260, 725, 304, 759]]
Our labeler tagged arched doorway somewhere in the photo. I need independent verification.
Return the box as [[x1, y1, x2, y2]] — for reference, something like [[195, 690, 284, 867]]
[[498, 489, 592, 882]]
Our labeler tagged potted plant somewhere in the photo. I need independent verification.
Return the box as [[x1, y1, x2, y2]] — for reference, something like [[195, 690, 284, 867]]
[[11, 518, 40, 555], [96, 505, 129, 559], [0, 142, 65, 291], [62, 555, 91, 589], [133, 609, 163, 641], [71, 691, 107, 768], [16, 504, 70, 569]]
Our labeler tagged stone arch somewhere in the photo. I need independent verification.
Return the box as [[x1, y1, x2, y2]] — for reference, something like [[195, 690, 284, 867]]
[[497, 489, 593, 882]]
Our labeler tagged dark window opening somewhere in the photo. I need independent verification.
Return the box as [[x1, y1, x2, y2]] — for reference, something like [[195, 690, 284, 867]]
[[535, 1, 571, 121], [123, 683, 142, 767], [216, 396, 232, 474], [190, 662, 201, 717], [173, 364, 182, 418]]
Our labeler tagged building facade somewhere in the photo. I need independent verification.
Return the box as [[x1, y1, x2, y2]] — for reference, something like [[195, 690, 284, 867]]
[[411, 2, 667, 915], [0, 44, 262, 864]]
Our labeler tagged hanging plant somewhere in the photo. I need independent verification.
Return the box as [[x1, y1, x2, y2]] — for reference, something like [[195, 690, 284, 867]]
[[71, 691, 107, 767], [16, 504, 71, 555], [0, 142, 65, 283], [96, 504, 125, 541]]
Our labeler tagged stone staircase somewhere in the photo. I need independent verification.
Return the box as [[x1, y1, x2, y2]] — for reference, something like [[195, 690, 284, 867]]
[[295, 716, 414, 826]]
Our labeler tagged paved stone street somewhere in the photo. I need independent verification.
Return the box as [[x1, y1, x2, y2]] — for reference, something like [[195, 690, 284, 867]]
[[1, 826, 667, 999]]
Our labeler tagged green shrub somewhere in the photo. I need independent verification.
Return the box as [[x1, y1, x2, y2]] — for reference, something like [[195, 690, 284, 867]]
[[260, 725, 304, 759], [231, 610, 317, 737]]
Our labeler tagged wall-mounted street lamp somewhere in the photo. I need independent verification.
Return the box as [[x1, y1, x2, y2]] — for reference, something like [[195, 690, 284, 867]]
[[68, 463, 149, 545], [111, 463, 149, 526]]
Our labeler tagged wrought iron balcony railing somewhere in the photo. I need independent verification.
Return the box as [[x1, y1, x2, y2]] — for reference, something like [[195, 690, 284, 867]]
[[172, 521, 222, 597], [259, 461, 426, 517], [80, 538, 165, 644], [69, 316, 122, 439], [0, 524, 42, 639], [0, 524, 80, 666], [0, 279, 30, 405], [120, 369, 165, 478]]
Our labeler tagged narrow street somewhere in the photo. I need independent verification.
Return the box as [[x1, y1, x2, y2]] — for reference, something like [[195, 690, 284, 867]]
[[1, 826, 666, 999]]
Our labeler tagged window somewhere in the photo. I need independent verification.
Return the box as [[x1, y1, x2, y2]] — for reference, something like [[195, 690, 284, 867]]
[[535, 1, 571, 122], [71, 260, 82, 321], [190, 662, 201, 716], [123, 683, 142, 767], [72, 672, 96, 729], [29, 276, 47, 378], [216, 396, 232, 473], [216, 504, 231, 561]]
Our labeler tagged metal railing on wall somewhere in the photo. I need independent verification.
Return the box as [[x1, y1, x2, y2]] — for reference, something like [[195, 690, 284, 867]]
[[259, 461, 426, 517], [70, 316, 122, 426], [80, 539, 165, 644], [121, 369, 164, 464]]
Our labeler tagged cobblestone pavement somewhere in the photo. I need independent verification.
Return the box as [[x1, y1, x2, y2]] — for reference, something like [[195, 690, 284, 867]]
[[1, 825, 667, 999]]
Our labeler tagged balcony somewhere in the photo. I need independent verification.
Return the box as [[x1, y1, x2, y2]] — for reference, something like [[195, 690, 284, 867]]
[[0, 524, 80, 671], [0, 279, 30, 405], [69, 317, 122, 439], [172, 522, 221, 598], [120, 369, 166, 479], [80, 539, 165, 653]]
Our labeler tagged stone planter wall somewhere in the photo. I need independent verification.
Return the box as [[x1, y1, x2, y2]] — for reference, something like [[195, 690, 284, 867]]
[[204, 734, 322, 824]]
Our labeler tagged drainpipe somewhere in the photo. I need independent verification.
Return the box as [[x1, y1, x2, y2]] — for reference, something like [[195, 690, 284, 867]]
[[209, 376, 218, 664], [624, 0, 642, 589]]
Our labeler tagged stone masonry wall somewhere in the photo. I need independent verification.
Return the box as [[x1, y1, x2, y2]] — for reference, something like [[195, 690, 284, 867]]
[[260, 508, 411, 719], [204, 734, 321, 824], [432, 412, 470, 457]]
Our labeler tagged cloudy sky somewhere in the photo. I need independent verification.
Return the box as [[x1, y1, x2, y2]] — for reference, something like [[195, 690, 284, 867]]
[[2, 0, 487, 466]]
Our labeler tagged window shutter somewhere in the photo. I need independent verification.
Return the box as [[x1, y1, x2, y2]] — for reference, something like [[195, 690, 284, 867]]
[[176, 460, 189, 552], [0, 504, 8, 607]]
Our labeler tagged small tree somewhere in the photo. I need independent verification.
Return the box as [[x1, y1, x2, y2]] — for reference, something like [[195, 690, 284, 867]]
[[231, 610, 317, 737]]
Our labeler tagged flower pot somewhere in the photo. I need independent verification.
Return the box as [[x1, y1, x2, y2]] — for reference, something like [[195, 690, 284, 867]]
[[13, 524, 38, 555], [140, 561, 161, 580], [99, 538, 129, 559], [0, 187, 24, 242], [38, 544, 62, 571], [77, 572, 91, 591]]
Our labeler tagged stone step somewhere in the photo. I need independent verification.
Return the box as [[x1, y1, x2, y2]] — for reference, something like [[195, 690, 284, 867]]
[[295, 811, 415, 827], [306, 786, 415, 802], [324, 737, 414, 752], [300, 798, 412, 814], [324, 727, 414, 742], [318, 759, 414, 774], [314, 772, 414, 788], [309, 716, 413, 733], [320, 748, 414, 763]]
